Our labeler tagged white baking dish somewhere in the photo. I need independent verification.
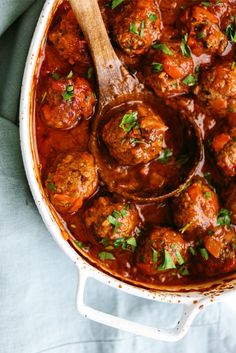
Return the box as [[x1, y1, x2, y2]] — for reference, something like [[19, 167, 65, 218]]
[[19, 0, 236, 341]]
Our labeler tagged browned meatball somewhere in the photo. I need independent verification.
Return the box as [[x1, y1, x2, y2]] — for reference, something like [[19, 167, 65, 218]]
[[194, 62, 236, 115], [180, 4, 228, 57], [49, 10, 91, 65], [45, 152, 98, 214], [41, 74, 96, 129], [192, 227, 236, 277], [112, 0, 161, 56], [173, 177, 220, 240], [211, 130, 236, 176], [136, 227, 189, 276], [225, 183, 236, 224], [85, 196, 140, 241], [144, 42, 195, 98], [102, 104, 168, 165]]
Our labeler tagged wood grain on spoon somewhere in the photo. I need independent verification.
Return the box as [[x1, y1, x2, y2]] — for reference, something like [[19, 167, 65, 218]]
[[69, 0, 142, 109]]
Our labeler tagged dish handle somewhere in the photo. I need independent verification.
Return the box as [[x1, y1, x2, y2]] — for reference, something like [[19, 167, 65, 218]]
[[76, 266, 209, 342]]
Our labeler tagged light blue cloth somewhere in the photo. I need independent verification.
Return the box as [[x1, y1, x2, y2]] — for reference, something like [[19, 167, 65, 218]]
[[0, 1, 236, 352]]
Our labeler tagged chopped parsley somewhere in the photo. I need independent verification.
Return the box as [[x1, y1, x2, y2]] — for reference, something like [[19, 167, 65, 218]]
[[178, 266, 190, 276], [111, 0, 124, 9], [233, 137, 236, 142], [203, 171, 212, 183], [204, 191, 212, 199], [158, 148, 173, 164], [67, 70, 73, 79], [48, 181, 56, 191], [62, 84, 74, 101], [100, 238, 110, 246], [98, 251, 115, 261], [126, 237, 137, 252], [52, 72, 60, 80], [179, 223, 190, 234], [175, 251, 185, 265], [130, 22, 139, 35], [226, 17, 236, 43], [189, 246, 196, 256], [149, 13, 158, 22], [201, 1, 211, 7], [107, 207, 129, 232], [197, 31, 205, 40], [158, 250, 176, 270], [180, 33, 191, 57], [119, 111, 139, 133], [182, 74, 197, 86], [113, 236, 137, 252], [199, 248, 209, 260], [152, 62, 163, 73], [87, 66, 94, 79], [232, 62, 236, 70], [130, 137, 145, 145], [217, 208, 231, 226], [152, 43, 173, 56], [140, 20, 145, 37], [152, 248, 158, 263]]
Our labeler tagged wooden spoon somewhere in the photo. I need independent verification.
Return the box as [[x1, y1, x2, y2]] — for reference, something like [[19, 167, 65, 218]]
[[68, 0, 203, 202]]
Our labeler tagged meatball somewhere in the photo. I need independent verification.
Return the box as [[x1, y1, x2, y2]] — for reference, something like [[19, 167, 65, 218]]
[[102, 104, 168, 165], [173, 177, 219, 240], [225, 182, 236, 224], [49, 10, 91, 65], [45, 152, 98, 214], [192, 227, 236, 277], [194, 62, 236, 115], [180, 4, 228, 57], [136, 227, 189, 276], [211, 131, 236, 176], [112, 0, 161, 56], [85, 196, 140, 241], [143, 42, 194, 98], [41, 74, 96, 129]]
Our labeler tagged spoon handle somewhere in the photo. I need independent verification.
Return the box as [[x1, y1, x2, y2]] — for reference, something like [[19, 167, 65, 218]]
[[69, 0, 138, 106]]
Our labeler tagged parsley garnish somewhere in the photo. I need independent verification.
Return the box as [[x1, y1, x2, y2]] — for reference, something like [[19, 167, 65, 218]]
[[48, 181, 56, 191], [175, 251, 185, 265], [140, 20, 145, 37], [226, 17, 236, 43], [158, 148, 173, 164], [200, 248, 209, 260], [152, 43, 173, 56], [100, 238, 110, 246], [201, 1, 211, 7], [180, 33, 191, 57], [152, 248, 158, 263], [119, 111, 139, 133], [98, 251, 115, 261], [111, 0, 124, 9], [52, 72, 60, 80], [62, 84, 74, 101], [158, 250, 176, 270], [217, 208, 231, 226], [87, 67, 94, 79], [149, 13, 158, 22], [67, 70, 73, 79], [152, 62, 163, 72], [130, 22, 139, 35], [204, 191, 211, 199], [182, 74, 197, 86], [189, 246, 196, 256], [113, 236, 137, 252]]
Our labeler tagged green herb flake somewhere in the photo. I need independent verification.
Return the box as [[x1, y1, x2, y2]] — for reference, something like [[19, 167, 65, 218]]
[[201, 1, 211, 7], [232, 62, 236, 70], [204, 191, 212, 199], [200, 248, 209, 260], [73, 240, 84, 248], [180, 33, 191, 57], [152, 248, 158, 263], [149, 13, 158, 22], [87, 66, 94, 79], [217, 208, 231, 226], [130, 22, 139, 35], [114, 237, 125, 248], [179, 223, 190, 234], [182, 74, 197, 86], [100, 238, 110, 246], [204, 171, 212, 183], [178, 266, 190, 276], [119, 111, 139, 133], [208, 229, 214, 235], [67, 70, 73, 79], [175, 251, 185, 265], [48, 181, 56, 191], [152, 62, 163, 73], [152, 43, 173, 56], [140, 20, 145, 37], [126, 237, 137, 252], [98, 251, 115, 261], [52, 72, 60, 80], [226, 17, 236, 43], [120, 209, 128, 217], [62, 84, 74, 101], [158, 250, 176, 270], [111, 0, 124, 9], [130, 137, 145, 145], [189, 246, 196, 256], [233, 137, 236, 142], [158, 148, 173, 164]]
